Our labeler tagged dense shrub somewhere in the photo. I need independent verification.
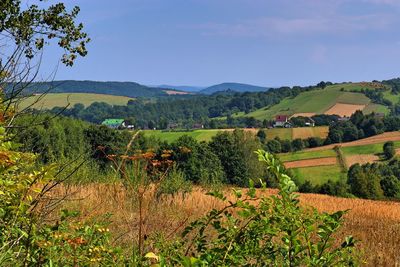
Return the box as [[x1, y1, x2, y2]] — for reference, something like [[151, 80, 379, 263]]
[[383, 141, 395, 160], [209, 130, 265, 186]]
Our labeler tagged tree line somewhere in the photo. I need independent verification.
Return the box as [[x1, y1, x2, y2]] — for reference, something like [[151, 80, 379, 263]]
[[47, 85, 325, 128]]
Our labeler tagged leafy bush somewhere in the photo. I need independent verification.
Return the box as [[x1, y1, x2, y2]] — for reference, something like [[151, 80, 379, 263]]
[[0, 124, 122, 265], [156, 166, 192, 199], [383, 141, 395, 160]]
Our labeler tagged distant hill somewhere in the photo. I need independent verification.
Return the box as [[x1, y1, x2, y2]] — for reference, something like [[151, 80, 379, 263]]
[[200, 83, 270, 94], [157, 85, 205, 92], [20, 80, 174, 98]]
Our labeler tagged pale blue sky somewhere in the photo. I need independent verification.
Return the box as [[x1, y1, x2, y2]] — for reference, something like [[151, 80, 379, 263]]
[[42, 0, 400, 87]]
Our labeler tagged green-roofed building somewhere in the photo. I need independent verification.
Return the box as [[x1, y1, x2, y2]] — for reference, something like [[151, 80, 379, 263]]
[[101, 119, 125, 129]]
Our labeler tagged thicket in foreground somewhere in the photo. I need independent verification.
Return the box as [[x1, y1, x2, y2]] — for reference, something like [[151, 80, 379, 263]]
[[146, 150, 358, 266]]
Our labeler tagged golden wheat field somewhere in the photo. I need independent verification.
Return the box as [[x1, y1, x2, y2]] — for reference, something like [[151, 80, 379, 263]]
[[50, 184, 400, 266]]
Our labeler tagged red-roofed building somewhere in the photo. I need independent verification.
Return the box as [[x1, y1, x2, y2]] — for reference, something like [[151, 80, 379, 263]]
[[274, 115, 291, 128]]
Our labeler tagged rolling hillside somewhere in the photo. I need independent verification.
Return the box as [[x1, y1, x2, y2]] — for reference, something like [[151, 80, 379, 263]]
[[200, 82, 270, 94], [229, 82, 389, 120], [18, 80, 184, 98], [19, 93, 135, 109]]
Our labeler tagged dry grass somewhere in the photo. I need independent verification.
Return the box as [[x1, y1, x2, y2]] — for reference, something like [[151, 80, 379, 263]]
[[292, 126, 329, 140], [325, 103, 366, 117], [48, 184, 400, 266], [345, 154, 380, 166]]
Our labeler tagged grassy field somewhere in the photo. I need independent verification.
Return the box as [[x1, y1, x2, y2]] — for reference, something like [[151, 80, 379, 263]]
[[341, 141, 400, 156], [19, 93, 134, 109], [290, 164, 345, 185], [279, 149, 336, 162], [363, 103, 390, 114], [383, 90, 400, 104], [143, 129, 223, 142], [143, 126, 329, 143], [266, 128, 292, 140]]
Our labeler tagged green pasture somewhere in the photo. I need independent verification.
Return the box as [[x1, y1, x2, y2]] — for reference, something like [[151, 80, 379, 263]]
[[363, 103, 390, 114], [279, 149, 336, 162], [341, 141, 400, 156], [383, 91, 400, 105], [291, 164, 345, 185], [142, 129, 223, 142]]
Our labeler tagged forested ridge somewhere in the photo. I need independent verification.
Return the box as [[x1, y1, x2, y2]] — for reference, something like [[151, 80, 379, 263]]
[[37, 78, 400, 129], [12, 80, 171, 98]]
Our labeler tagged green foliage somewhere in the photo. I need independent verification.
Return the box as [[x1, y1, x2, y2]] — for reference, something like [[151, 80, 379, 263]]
[[27, 212, 122, 266], [209, 130, 265, 186], [0, 0, 89, 66], [14, 114, 90, 163], [291, 138, 305, 151], [347, 164, 384, 199], [256, 129, 266, 143], [380, 175, 400, 198], [383, 141, 395, 160], [0, 124, 122, 265], [156, 166, 192, 199], [266, 139, 282, 153], [170, 135, 225, 185], [149, 150, 358, 266]]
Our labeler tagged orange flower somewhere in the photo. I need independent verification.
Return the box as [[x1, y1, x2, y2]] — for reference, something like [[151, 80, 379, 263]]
[[128, 155, 142, 161], [142, 151, 155, 159], [67, 237, 86, 246], [179, 146, 191, 154]]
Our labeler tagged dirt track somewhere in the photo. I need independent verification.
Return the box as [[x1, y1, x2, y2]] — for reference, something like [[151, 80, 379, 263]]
[[305, 132, 400, 152], [284, 157, 337, 169]]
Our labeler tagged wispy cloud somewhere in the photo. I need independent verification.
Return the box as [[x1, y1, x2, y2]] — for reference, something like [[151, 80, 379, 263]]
[[191, 13, 395, 38]]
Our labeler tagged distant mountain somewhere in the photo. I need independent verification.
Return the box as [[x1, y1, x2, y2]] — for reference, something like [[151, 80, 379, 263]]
[[157, 85, 205, 92], [21, 80, 172, 98], [200, 83, 270, 94]]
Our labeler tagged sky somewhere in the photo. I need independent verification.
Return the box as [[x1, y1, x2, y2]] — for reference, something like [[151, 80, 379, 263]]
[[41, 0, 400, 87]]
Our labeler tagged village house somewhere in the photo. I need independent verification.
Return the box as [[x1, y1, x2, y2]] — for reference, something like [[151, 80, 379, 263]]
[[101, 119, 125, 129], [192, 123, 204, 129], [167, 123, 179, 129], [305, 117, 315, 127], [274, 115, 291, 128]]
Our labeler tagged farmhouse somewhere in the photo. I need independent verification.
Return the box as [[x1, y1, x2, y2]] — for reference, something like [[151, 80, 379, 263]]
[[305, 117, 315, 127], [167, 123, 179, 129], [102, 119, 125, 129], [274, 115, 291, 128], [193, 123, 204, 129]]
